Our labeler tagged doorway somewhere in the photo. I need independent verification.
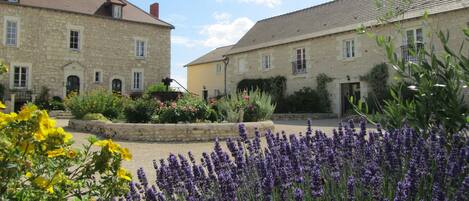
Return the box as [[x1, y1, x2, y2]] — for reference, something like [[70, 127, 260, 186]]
[[341, 82, 361, 116], [112, 79, 123, 94], [66, 75, 80, 96]]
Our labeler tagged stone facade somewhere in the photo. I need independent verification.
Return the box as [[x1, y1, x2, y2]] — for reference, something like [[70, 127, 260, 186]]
[[0, 3, 171, 108], [68, 119, 275, 142], [225, 8, 469, 116]]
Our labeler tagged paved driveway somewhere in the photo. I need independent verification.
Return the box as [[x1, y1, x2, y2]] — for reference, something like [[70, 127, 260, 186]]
[[56, 118, 354, 181]]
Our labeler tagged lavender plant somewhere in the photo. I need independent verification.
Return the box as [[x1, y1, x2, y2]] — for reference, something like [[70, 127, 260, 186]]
[[124, 121, 468, 201]]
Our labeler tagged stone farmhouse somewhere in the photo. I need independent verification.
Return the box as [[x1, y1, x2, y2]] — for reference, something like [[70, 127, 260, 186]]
[[0, 0, 173, 110], [187, 0, 469, 116]]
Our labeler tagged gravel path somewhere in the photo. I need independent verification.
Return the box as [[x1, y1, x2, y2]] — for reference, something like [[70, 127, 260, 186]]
[[56, 118, 346, 181]]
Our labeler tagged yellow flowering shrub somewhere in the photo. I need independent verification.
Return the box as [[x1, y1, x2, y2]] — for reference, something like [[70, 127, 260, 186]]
[[0, 103, 133, 200]]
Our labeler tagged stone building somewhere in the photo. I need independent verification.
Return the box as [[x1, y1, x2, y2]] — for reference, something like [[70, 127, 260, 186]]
[[0, 0, 173, 111], [185, 45, 232, 99], [188, 0, 469, 116]]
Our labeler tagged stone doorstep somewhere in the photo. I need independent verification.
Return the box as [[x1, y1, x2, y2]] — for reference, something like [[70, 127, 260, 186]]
[[68, 119, 275, 142]]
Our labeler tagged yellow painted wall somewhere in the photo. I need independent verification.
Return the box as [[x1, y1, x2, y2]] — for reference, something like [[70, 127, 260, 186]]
[[187, 62, 225, 98]]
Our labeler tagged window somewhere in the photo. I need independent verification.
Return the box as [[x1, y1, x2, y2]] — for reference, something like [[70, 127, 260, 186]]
[[5, 19, 18, 46], [94, 70, 102, 83], [112, 5, 123, 19], [132, 70, 144, 91], [216, 63, 223, 74], [343, 39, 355, 59], [238, 58, 247, 73], [69, 30, 80, 50], [402, 28, 424, 62], [7, 0, 19, 2], [261, 54, 271, 69], [13, 65, 28, 88], [135, 40, 146, 58], [293, 48, 306, 75]]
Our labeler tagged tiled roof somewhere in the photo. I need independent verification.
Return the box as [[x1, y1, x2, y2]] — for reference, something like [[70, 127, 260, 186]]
[[186, 45, 234, 67], [2, 0, 173, 28], [228, 0, 468, 54]]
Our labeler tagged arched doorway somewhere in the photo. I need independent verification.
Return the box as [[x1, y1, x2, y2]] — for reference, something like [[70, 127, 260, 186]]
[[111, 79, 122, 94], [66, 75, 80, 96]]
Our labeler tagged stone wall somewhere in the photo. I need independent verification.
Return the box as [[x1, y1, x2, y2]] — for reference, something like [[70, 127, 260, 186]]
[[225, 8, 469, 116], [68, 120, 275, 142], [0, 3, 171, 98]]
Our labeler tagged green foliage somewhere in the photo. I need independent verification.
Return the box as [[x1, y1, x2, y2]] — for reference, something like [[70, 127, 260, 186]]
[[65, 90, 126, 120], [34, 87, 66, 111], [0, 84, 4, 101], [217, 90, 275, 123], [82, 113, 110, 122], [316, 73, 334, 112], [155, 94, 213, 123], [49, 96, 66, 111], [0, 105, 131, 200], [356, 30, 469, 139], [237, 76, 286, 102], [360, 63, 390, 113], [277, 87, 323, 113], [124, 97, 160, 123], [145, 83, 174, 95]]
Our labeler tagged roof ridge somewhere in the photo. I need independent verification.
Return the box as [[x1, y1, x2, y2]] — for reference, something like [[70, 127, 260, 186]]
[[121, 0, 174, 29], [216, 44, 235, 49], [257, 0, 340, 23]]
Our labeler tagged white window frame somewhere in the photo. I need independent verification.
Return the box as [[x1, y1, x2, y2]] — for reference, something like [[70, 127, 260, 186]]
[[261, 54, 272, 70], [403, 27, 424, 45], [131, 69, 144, 91], [216, 63, 223, 74], [293, 48, 307, 75], [238, 58, 247, 74], [112, 5, 123, 19], [3, 16, 20, 47], [134, 38, 147, 59], [67, 25, 84, 51], [93, 69, 103, 83], [9, 62, 32, 90], [343, 39, 355, 59]]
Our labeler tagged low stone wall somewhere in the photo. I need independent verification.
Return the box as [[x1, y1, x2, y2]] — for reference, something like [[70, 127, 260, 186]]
[[271, 113, 337, 121], [68, 119, 275, 142]]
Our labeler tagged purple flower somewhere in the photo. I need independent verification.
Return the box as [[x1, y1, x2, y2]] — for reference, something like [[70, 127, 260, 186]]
[[294, 188, 304, 201], [347, 176, 355, 201]]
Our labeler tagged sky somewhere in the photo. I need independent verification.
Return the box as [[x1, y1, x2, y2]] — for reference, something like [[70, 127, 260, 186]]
[[127, 0, 331, 90]]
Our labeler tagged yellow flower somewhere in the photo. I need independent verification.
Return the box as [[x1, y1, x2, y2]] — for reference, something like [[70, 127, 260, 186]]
[[25, 172, 33, 178], [94, 139, 121, 154], [17, 105, 37, 121], [47, 148, 65, 158], [67, 149, 77, 158], [120, 147, 132, 161], [34, 176, 54, 193], [0, 101, 5, 109], [117, 168, 132, 181]]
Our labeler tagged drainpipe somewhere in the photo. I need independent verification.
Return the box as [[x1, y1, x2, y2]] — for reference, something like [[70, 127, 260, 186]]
[[223, 56, 230, 95]]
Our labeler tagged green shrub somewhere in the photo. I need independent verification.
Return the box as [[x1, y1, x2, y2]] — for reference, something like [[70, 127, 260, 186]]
[[316, 73, 333, 112], [65, 90, 126, 120], [49, 96, 66, 111], [124, 97, 160, 123], [34, 86, 51, 110], [237, 76, 286, 103], [277, 87, 323, 113], [217, 90, 275, 122], [156, 95, 212, 123], [145, 83, 174, 95], [82, 113, 110, 121]]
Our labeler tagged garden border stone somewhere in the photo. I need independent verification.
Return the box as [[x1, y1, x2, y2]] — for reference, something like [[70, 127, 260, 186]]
[[68, 119, 275, 142]]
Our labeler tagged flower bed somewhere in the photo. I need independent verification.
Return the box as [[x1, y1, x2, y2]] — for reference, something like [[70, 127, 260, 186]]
[[125, 120, 468, 201], [68, 119, 275, 142]]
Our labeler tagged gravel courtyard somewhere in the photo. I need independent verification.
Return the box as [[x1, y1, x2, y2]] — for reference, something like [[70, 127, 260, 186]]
[[56, 118, 346, 180]]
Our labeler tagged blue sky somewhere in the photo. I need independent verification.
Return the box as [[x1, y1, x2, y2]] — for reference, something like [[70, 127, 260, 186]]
[[128, 0, 331, 89]]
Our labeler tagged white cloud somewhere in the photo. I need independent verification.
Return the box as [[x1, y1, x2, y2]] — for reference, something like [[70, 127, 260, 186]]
[[199, 14, 254, 47], [171, 35, 198, 48]]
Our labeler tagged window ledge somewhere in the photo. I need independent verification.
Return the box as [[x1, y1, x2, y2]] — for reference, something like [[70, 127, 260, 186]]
[[341, 57, 356, 62], [135, 56, 146, 60], [69, 49, 81, 53]]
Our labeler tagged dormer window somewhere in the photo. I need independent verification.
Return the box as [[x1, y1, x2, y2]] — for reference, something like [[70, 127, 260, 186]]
[[112, 5, 122, 19]]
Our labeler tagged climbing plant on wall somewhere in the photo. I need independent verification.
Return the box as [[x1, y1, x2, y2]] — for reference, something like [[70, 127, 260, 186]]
[[316, 73, 333, 112], [237, 76, 286, 102]]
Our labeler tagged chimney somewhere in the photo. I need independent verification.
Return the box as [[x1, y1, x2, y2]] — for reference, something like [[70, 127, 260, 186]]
[[150, 3, 159, 19]]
